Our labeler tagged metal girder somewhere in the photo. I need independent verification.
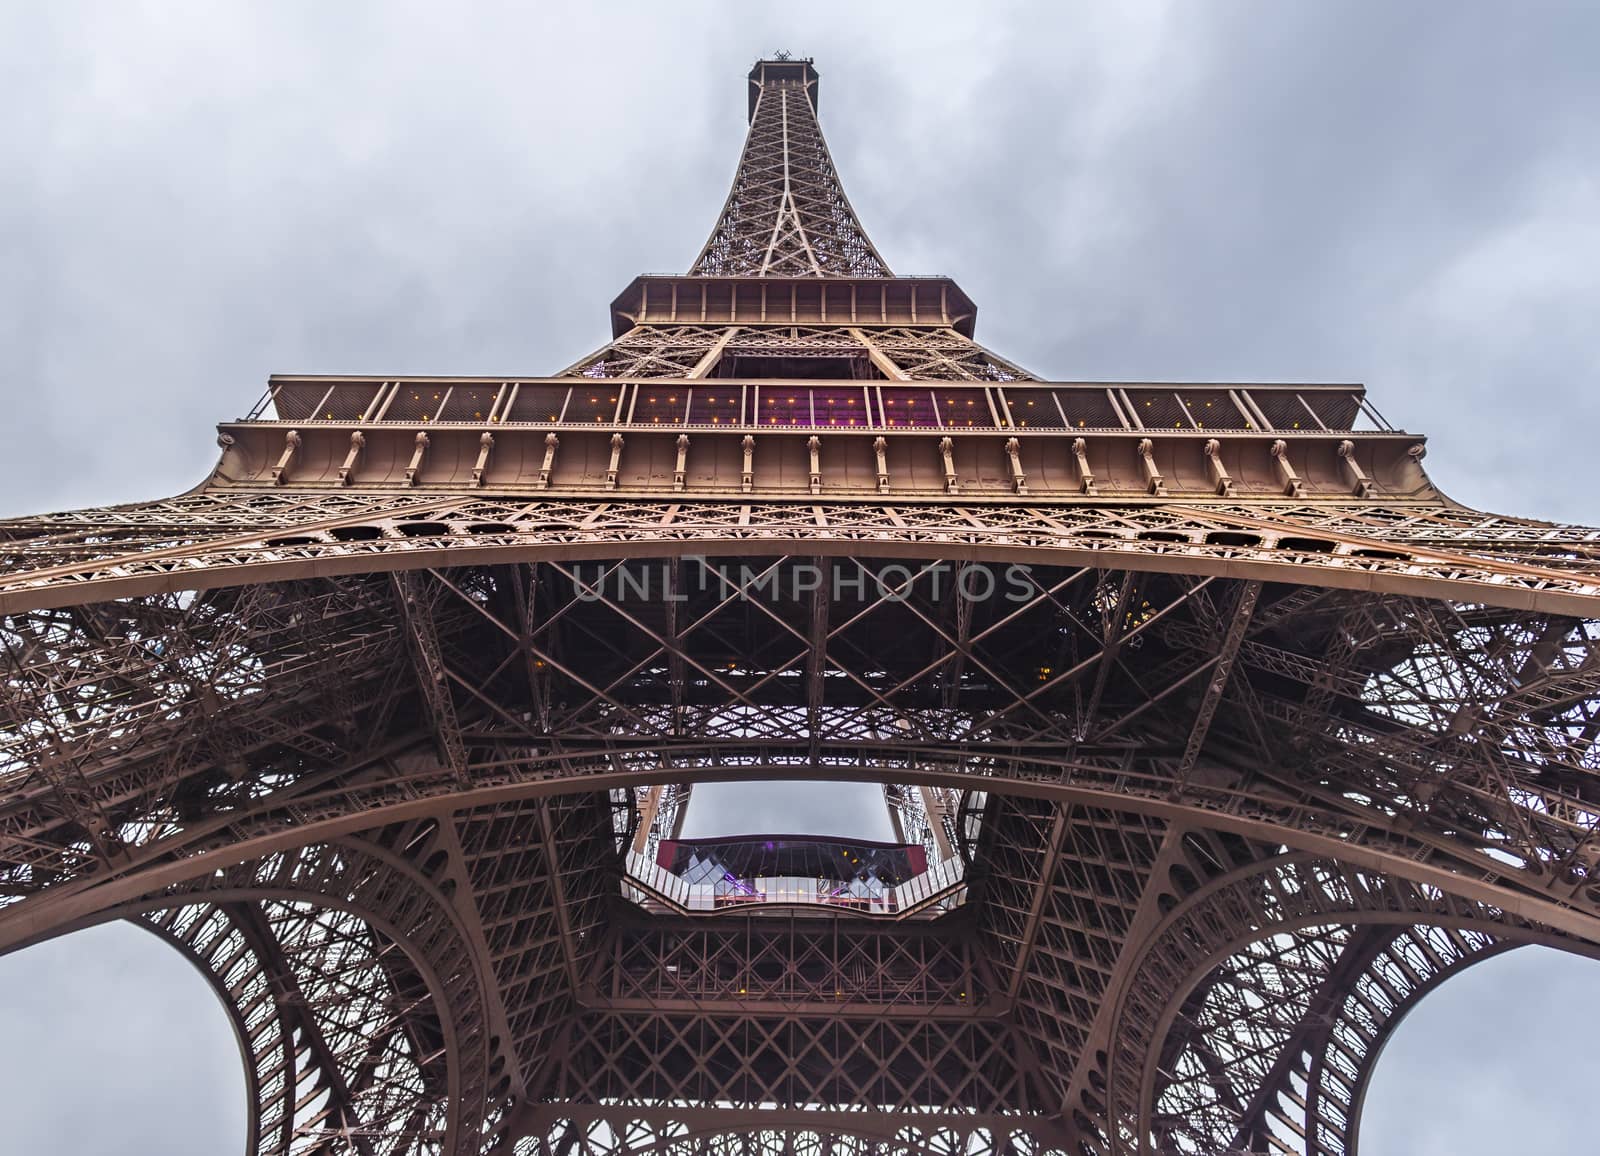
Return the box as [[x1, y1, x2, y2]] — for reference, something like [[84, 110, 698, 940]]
[[550, 1008, 1039, 1115], [77, 831, 493, 1155], [5, 498, 1600, 618], [1175, 580, 1261, 786], [534, 799, 586, 1000], [393, 571, 469, 781]]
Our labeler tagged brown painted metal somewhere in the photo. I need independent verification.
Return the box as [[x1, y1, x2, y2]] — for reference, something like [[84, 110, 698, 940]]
[[3, 55, 1600, 1156]]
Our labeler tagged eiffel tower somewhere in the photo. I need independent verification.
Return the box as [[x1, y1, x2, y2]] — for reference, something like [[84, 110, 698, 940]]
[[3, 54, 1599, 1156]]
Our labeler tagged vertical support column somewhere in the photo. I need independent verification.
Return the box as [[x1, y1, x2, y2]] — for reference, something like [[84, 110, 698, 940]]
[[391, 570, 468, 781], [806, 557, 828, 767]]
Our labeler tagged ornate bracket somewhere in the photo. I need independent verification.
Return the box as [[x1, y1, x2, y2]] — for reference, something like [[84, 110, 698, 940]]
[[1203, 438, 1233, 497], [337, 431, 366, 487], [1004, 436, 1027, 495], [939, 436, 958, 495], [606, 433, 624, 491], [404, 431, 430, 487], [538, 432, 559, 489], [470, 432, 495, 489], [1338, 438, 1374, 497], [270, 429, 301, 486], [1137, 437, 1166, 496], [1072, 436, 1098, 495], [1271, 438, 1304, 497]]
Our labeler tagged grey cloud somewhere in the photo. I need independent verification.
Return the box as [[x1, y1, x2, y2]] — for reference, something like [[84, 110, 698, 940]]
[[1360, 946, 1599, 1154], [0, 922, 246, 1152]]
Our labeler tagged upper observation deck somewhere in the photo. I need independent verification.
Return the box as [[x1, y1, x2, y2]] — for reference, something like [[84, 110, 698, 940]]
[[218, 374, 1425, 504]]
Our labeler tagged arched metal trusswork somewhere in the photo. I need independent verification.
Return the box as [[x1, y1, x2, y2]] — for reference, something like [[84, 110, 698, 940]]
[[1303, 929, 1517, 1156], [21, 830, 503, 1156], [3, 558, 1598, 1151], [4, 54, 1600, 1156], [4, 557, 1600, 1149], [1099, 850, 1600, 1156]]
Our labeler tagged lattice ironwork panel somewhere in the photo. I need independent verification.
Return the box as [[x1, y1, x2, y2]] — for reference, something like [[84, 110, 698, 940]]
[[552, 1010, 1040, 1113], [593, 918, 984, 1008], [977, 800, 1170, 1108], [455, 794, 618, 1079]]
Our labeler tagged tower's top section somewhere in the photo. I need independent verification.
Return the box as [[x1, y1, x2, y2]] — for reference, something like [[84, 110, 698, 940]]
[[745, 55, 819, 121], [690, 56, 890, 279]]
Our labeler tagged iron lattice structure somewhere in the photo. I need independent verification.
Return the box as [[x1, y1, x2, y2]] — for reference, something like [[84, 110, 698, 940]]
[[3, 55, 1600, 1156]]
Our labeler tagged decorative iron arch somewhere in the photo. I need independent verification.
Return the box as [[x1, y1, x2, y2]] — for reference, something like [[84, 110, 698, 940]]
[[7, 829, 504, 1156], [1100, 852, 1600, 1155]]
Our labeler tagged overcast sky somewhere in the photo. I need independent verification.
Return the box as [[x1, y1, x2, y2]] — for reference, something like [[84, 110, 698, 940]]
[[2, 1, 1598, 1152]]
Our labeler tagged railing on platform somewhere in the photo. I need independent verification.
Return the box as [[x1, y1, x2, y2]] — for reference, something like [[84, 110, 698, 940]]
[[622, 848, 967, 918], [245, 377, 1387, 433]]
